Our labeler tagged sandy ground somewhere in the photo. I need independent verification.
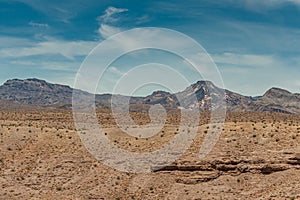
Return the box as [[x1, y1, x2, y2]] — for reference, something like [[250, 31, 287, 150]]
[[0, 110, 300, 199]]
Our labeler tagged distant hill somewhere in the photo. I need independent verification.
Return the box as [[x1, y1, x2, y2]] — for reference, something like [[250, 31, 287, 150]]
[[0, 78, 73, 105], [0, 78, 299, 114]]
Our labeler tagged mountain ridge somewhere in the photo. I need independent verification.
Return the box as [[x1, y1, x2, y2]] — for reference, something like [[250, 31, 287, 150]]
[[0, 78, 299, 114]]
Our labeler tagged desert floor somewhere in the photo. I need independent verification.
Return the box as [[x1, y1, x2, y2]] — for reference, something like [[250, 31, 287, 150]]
[[0, 110, 300, 200]]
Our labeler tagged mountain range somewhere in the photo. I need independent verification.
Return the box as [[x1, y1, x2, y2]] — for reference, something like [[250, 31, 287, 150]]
[[0, 78, 299, 114]]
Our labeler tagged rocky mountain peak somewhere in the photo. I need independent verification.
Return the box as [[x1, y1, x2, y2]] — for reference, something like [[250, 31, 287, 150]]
[[149, 90, 171, 97], [0, 78, 299, 114], [263, 87, 292, 98], [0, 78, 73, 105]]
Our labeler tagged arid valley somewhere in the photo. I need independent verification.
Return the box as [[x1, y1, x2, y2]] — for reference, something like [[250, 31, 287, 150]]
[[1, 108, 300, 199]]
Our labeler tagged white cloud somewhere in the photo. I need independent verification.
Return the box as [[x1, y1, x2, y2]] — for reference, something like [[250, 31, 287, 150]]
[[96, 6, 128, 39], [98, 24, 123, 39], [136, 15, 151, 25], [241, 0, 300, 11], [29, 21, 49, 28], [210, 52, 300, 96], [212, 53, 279, 68], [9, 59, 78, 72], [12, 0, 82, 23], [263, 0, 300, 5], [101, 28, 200, 52], [0, 37, 97, 60], [0, 36, 33, 48], [97, 6, 128, 23], [10, 60, 36, 65], [107, 66, 124, 76]]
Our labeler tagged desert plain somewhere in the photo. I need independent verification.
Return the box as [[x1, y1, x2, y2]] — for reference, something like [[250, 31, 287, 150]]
[[0, 109, 300, 200]]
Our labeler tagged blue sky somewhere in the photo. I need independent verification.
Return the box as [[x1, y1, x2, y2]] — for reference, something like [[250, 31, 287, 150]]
[[0, 0, 300, 96]]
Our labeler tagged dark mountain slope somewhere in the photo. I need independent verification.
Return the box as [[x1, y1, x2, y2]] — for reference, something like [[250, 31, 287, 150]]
[[0, 78, 299, 114]]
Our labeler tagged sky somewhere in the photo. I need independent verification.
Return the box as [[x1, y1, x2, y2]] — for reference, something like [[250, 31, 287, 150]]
[[0, 0, 300, 96]]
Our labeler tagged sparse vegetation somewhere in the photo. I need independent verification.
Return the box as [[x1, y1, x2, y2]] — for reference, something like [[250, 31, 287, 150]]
[[0, 110, 299, 199]]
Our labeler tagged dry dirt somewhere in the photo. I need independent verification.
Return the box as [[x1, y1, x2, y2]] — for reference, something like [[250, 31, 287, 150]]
[[0, 110, 300, 199]]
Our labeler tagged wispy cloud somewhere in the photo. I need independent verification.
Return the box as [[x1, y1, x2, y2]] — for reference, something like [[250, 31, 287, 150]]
[[0, 36, 33, 48], [212, 53, 279, 68], [0, 37, 97, 60], [97, 6, 128, 23], [97, 6, 128, 39], [136, 15, 151, 25], [9, 60, 78, 72], [12, 0, 83, 23], [249, 0, 300, 6], [29, 21, 49, 28], [97, 24, 122, 39], [241, 0, 300, 11], [9, 60, 36, 66], [107, 66, 124, 76], [96, 6, 153, 39], [1, 1, 299, 96], [210, 51, 300, 95]]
